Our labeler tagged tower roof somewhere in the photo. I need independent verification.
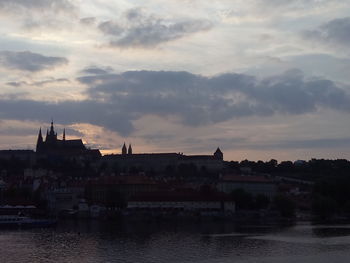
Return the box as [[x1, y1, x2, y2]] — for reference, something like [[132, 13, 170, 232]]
[[215, 147, 222, 154], [49, 120, 55, 135]]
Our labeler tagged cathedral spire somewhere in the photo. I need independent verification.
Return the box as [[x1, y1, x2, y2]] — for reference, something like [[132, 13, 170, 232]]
[[36, 128, 43, 152], [38, 127, 43, 140], [50, 119, 55, 135], [63, 128, 66, 141], [122, 142, 127, 155], [128, 144, 132, 155]]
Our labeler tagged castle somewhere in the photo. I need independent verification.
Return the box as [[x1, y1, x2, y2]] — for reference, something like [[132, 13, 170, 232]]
[[36, 121, 101, 158], [101, 143, 224, 172], [35, 121, 223, 172]]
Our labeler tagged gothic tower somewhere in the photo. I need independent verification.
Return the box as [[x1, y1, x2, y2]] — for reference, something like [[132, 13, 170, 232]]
[[122, 143, 127, 155], [46, 120, 58, 143], [128, 144, 132, 155]]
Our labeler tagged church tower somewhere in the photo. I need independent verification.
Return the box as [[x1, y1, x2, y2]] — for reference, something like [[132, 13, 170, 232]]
[[128, 144, 132, 155], [46, 120, 58, 143], [122, 143, 127, 155], [214, 147, 223, 160]]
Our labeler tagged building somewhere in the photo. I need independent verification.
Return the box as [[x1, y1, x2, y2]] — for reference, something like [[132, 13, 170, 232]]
[[101, 145, 224, 173], [46, 181, 86, 214], [217, 175, 277, 199], [0, 150, 36, 164], [36, 121, 101, 159], [127, 190, 235, 214], [85, 175, 162, 205]]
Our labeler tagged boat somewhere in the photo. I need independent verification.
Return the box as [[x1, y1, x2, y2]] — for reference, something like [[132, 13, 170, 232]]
[[0, 215, 57, 228]]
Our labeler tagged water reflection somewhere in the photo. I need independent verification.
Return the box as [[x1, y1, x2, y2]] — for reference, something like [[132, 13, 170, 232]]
[[1, 221, 350, 263]]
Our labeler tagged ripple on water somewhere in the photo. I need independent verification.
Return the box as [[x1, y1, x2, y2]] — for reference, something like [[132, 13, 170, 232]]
[[1, 222, 350, 263]]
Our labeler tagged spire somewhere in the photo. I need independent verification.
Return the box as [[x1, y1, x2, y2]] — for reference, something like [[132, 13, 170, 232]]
[[36, 128, 43, 152], [128, 144, 132, 155], [63, 128, 66, 141], [45, 129, 49, 141], [46, 120, 57, 143], [122, 142, 127, 155], [49, 119, 55, 135], [38, 127, 43, 141]]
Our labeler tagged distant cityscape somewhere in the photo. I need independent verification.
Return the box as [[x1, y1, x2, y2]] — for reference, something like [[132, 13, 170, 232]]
[[0, 121, 349, 223]]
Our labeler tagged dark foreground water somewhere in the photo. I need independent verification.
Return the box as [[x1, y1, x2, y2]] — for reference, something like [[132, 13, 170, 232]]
[[1, 220, 350, 263]]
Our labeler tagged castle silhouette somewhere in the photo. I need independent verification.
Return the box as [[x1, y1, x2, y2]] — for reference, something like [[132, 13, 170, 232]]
[[35, 121, 223, 171], [36, 121, 100, 158]]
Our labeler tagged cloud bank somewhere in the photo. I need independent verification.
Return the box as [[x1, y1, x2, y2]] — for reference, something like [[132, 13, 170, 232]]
[[0, 69, 349, 136], [0, 51, 68, 72]]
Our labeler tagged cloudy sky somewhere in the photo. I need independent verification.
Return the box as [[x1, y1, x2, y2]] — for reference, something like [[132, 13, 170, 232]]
[[1, 0, 350, 161]]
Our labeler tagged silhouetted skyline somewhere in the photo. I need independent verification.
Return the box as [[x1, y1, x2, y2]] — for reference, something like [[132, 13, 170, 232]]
[[0, 1, 350, 161]]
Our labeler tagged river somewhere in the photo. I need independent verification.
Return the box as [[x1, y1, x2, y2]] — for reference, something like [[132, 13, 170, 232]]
[[1, 220, 350, 262]]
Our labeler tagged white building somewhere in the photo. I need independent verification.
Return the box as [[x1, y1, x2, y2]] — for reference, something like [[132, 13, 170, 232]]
[[127, 191, 235, 214]]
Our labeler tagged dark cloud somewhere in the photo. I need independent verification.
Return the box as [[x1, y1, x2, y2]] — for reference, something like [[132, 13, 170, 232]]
[[0, 0, 73, 11], [0, 51, 68, 72], [81, 69, 350, 125], [0, 126, 39, 137], [302, 17, 350, 48], [98, 8, 212, 48], [0, 100, 134, 136], [1, 70, 350, 136], [81, 66, 114, 75]]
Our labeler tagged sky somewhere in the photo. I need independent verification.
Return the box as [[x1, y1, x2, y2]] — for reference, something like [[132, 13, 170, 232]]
[[1, 0, 350, 162]]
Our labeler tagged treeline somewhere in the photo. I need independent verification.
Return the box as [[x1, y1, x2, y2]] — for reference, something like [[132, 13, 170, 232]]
[[226, 159, 350, 219], [225, 158, 350, 180]]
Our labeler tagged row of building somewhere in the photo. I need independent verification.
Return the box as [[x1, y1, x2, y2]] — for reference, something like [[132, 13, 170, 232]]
[[35, 121, 224, 172], [0, 121, 311, 219]]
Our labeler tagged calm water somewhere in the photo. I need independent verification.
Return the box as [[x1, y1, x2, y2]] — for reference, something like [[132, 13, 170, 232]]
[[1, 220, 350, 263]]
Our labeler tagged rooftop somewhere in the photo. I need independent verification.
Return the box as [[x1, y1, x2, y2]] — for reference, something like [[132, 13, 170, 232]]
[[221, 175, 274, 184]]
